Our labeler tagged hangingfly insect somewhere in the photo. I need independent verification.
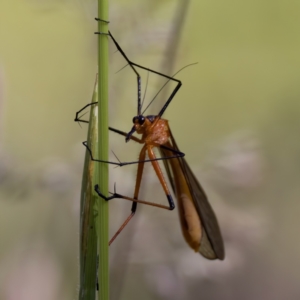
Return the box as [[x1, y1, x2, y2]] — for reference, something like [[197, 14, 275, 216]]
[[76, 25, 225, 260]]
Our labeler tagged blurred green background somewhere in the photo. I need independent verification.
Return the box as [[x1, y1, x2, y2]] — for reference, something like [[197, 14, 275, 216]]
[[1, 0, 300, 299]]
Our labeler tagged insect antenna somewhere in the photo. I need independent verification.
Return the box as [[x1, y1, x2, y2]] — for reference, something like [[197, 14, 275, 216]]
[[142, 62, 198, 115]]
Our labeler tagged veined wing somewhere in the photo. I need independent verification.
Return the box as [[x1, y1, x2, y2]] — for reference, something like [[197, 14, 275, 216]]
[[159, 128, 225, 260]]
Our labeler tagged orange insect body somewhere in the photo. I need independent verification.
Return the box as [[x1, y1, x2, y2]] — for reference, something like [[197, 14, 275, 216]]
[[80, 28, 225, 260], [166, 146, 202, 252], [132, 116, 172, 199], [135, 116, 203, 253], [134, 117, 170, 146]]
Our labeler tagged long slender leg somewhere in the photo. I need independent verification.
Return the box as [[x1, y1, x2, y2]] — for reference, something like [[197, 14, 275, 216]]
[[107, 31, 182, 118], [75, 101, 141, 143], [90, 17, 182, 258], [108, 211, 135, 246], [107, 144, 147, 244], [95, 23, 182, 117], [75, 103, 185, 166], [94, 148, 175, 244], [83, 141, 184, 167], [94, 23, 142, 115], [109, 127, 186, 161], [129, 61, 182, 118], [95, 144, 175, 210], [106, 32, 142, 115], [133, 145, 147, 199], [95, 185, 174, 210], [147, 145, 175, 210], [75, 101, 98, 124]]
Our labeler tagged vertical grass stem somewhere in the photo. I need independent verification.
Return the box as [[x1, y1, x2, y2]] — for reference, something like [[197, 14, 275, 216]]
[[96, 0, 109, 299]]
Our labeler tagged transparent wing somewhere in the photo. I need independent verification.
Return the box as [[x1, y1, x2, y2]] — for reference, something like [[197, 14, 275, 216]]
[[160, 128, 225, 260]]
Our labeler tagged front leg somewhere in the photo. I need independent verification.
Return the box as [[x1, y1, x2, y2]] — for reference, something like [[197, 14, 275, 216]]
[[94, 185, 174, 210]]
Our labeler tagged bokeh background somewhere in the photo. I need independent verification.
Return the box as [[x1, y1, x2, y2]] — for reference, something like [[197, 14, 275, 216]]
[[1, 0, 300, 299]]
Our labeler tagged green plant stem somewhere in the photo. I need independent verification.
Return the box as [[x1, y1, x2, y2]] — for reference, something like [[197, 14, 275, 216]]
[[96, 0, 109, 299], [79, 79, 99, 300]]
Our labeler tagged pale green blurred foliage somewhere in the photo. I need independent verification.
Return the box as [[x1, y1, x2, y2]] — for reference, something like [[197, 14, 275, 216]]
[[1, 0, 300, 300]]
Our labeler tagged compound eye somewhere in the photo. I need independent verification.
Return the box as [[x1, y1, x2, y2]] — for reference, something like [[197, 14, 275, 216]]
[[138, 116, 145, 125], [132, 116, 139, 123]]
